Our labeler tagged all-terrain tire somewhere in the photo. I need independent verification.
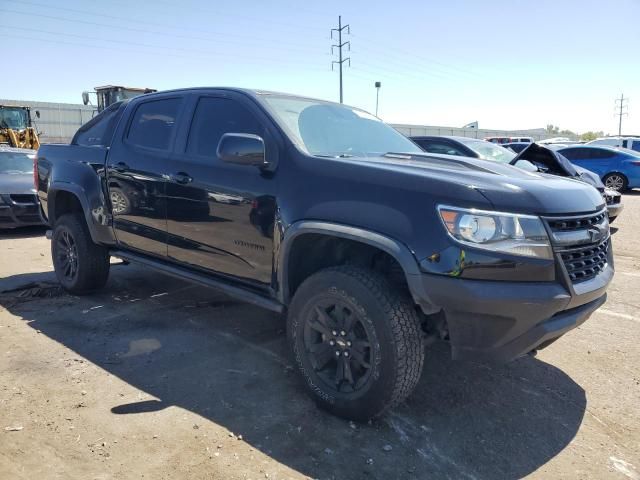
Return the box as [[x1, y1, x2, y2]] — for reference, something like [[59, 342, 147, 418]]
[[287, 265, 424, 420], [51, 213, 110, 294]]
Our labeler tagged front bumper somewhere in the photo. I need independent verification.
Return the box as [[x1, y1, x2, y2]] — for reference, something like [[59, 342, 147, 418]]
[[410, 262, 612, 363], [0, 194, 45, 228]]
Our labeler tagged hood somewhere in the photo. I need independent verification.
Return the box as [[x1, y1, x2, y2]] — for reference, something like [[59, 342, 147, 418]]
[[573, 165, 604, 190], [344, 152, 604, 215], [509, 143, 604, 191], [0, 173, 36, 194], [510, 142, 578, 176]]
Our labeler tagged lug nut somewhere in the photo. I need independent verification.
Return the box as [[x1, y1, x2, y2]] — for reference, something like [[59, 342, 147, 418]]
[[340, 330, 346, 336], [329, 340, 335, 346], [332, 330, 337, 336], [335, 351, 340, 356], [343, 351, 349, 357], [347, 341, 352, 347]]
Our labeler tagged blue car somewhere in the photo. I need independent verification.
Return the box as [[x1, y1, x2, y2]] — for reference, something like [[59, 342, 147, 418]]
[[557, 145, 640, 191]]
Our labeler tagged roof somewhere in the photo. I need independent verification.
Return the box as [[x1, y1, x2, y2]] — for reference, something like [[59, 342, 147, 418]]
[[138, 87, 344, 107], [556, 145, 624, 151]]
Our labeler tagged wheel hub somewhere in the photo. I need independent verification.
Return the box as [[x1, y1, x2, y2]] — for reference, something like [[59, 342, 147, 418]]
[[303, 301, 373, 393]]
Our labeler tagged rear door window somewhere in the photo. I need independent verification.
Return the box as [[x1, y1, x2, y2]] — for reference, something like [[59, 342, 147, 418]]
[[559, 148, 589, 160], [590, 149, 616, 159], [127, 98, 181, 151]]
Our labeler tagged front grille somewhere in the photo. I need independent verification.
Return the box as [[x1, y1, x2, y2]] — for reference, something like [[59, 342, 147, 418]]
[[547, 211, 607, 232], [9, 194, 37, 205], [559, 239, 609, 283], [544, 209, 610, 284]]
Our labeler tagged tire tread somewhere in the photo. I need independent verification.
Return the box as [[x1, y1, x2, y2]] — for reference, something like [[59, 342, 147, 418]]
[[289, 264, 424, 419]]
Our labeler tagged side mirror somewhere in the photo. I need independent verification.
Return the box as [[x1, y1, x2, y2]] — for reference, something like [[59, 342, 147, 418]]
[[35, 110, 41, 119], [82, 91, 90, 106], [217, 133, 267, 168]]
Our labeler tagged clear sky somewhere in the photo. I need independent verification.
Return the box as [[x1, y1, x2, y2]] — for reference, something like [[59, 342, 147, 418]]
[[1, 0, 639, 134]]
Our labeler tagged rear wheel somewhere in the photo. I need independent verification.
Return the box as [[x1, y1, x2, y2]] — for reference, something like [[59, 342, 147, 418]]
[[287, 265, 424, 420], [603, 173, 628, 192], [52, 213, 110, 294]]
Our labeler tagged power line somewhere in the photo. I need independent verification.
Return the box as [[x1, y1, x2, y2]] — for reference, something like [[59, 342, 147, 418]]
[[0, 7, 324, 55], [0, 30, 331, 72], [0, 0, 326, 33], [352, 34, 481, 79], [352, 55, 456, 82], [0, 24, 323, 66], [615, 94, 629, 136], [331, 15, 350, 104]]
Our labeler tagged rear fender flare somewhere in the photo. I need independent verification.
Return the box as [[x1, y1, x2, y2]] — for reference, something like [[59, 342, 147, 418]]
[[48, 183, 112, 244]]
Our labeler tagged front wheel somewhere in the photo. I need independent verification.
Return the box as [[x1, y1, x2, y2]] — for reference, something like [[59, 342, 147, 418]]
[[603, 173, 628, 192], [287, 265, 425, 420], [52, 213, 110, 294]]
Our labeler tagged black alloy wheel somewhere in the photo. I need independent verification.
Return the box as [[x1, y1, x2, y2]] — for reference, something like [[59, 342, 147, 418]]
[[303, 300, 373, 394], [56, 228, 79, 282]]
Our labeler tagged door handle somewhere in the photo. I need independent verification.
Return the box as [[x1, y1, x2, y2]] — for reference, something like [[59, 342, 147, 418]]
[[113, 161, 129, 172], [171, 172, 193, 184]]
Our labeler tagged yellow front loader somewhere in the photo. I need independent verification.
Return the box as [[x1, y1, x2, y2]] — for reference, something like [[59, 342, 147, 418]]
[[0, 105, 40, 150]]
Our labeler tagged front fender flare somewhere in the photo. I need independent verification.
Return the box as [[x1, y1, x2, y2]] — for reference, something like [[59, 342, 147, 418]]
[[277, 221, 436, 313]]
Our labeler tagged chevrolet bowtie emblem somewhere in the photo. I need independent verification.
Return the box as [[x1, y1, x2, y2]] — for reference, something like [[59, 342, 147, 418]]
[[588, 226, 604, 243]]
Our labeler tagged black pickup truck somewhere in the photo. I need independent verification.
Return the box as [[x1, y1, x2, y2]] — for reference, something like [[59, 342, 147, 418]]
[[36, 88, 613, 420]]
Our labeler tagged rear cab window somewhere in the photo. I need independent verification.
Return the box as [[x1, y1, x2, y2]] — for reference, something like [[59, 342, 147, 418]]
[[72, 102, 124, 147]]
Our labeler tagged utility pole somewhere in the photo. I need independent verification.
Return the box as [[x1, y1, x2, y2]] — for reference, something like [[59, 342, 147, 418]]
[[331, 16, 350, 103], [615, 94, 628, 136], [375, 81, 381, 117]]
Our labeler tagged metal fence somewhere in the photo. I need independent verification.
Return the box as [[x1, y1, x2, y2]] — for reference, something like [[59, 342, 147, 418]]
[[2, 97, 556, 145], [0, 99, 95, 144], [391, 123, 552, 141]]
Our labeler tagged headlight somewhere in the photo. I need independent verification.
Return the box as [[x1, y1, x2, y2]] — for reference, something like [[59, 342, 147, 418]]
[[437, 205, 552, 259]]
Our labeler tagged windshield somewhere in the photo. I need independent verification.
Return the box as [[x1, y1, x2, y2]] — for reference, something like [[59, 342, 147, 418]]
[[457, 138, 516, 163], [0, 108, 29, 130], [0, 151, 34, 174], [261, 96, 422, 157]]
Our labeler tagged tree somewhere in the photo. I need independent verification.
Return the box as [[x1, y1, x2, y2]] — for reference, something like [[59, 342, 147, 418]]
[[546, 124, 560, 134], [580, 131, 604, 141]]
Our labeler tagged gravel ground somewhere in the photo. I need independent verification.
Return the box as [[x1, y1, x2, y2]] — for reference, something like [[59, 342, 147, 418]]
[[1, 194, 639, 480]]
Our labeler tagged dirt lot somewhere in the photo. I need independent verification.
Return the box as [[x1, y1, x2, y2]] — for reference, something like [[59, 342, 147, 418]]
[[1, 196, 639, 480]]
